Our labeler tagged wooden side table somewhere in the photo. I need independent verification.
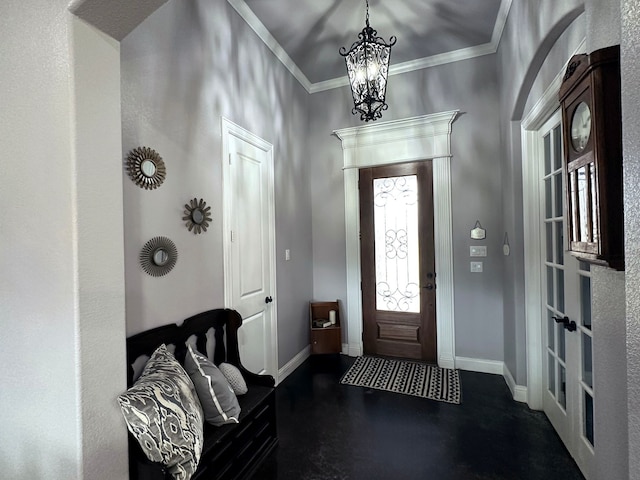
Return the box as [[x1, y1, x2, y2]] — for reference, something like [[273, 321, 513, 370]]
[[309, 300, 342, 354]]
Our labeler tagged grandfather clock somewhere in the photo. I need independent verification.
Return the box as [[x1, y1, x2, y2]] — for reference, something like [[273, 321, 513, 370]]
[[558, 45, 624, 270]]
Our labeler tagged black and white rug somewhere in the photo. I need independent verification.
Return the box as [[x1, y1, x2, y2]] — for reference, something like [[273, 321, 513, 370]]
[[340, 356, 461, 404]]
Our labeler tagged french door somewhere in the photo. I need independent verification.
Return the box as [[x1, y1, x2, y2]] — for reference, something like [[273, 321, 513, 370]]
[[539, 111, 594, 479], [359, 161, 437, 363]]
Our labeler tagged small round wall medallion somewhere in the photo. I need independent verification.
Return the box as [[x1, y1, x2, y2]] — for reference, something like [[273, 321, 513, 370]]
[[183, 197, 212, 234], [140, 236, 178, 277], [125, 146, 167, 190]]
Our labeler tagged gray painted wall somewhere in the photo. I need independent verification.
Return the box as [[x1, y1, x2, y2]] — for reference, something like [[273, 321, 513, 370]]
[[309, 55, 505, 362], [120, 0, 313, 368]]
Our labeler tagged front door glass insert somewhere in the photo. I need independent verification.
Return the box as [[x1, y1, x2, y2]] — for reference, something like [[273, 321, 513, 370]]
[[373, 175, 420, 313]]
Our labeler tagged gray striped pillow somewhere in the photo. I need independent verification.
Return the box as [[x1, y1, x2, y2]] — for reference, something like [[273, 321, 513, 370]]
[[184, 344, 241, 426]]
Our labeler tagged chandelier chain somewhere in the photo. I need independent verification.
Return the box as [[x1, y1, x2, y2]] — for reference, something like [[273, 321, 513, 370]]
[[366, 0, 370, 27]]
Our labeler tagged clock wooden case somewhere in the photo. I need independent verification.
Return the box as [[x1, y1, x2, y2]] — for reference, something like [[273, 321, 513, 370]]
[[559, 45, 624, 270]]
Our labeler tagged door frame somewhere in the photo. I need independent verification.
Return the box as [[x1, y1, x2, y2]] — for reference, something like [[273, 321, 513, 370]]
[[521, 39, 585, 410], [221, 117, 279, 382], [334, 111, 458, 369]]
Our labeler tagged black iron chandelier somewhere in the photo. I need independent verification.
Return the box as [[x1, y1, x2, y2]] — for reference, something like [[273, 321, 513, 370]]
[[339, 0, 396, 122]]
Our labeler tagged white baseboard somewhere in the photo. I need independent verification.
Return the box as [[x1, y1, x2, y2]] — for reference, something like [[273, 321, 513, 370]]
[[456, 356, 528, 403], [455, 356, 504, 375], [438, 355, 456, 370], [503, 363, 528, 403], [277, 345, 310, 385], [346, 342, 363, 357]]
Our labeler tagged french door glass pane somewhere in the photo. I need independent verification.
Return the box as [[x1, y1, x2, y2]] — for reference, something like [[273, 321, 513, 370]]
[[548, 352, 556, 395], [553, 125, 562, 170], [559, 364, 567, 409], [583, 333, 593, 388], [555, 174, 563, 217], [547, 311, 555, 350], [558, 323, 566, 361], [581, 275, 592, 330], [555, 222, 564, 265], [585, 391, 595, 446], [373, 175, 420, 313], [579, 261, 591, 272], [544, 133, 552, 175], [557, 269, 565, 312], [545, 179, 552, 219], [546, 223, 553, 262], [547, 267, 554, 307]]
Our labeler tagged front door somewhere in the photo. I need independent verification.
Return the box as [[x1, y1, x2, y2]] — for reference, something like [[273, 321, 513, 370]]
[[223, 119, 278, 380], [538, 111, 595, 479], [359, 161, 437, 362]]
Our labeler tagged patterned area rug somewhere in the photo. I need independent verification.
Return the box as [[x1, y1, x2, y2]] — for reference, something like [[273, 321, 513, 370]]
[[340, 356, 461, 404]]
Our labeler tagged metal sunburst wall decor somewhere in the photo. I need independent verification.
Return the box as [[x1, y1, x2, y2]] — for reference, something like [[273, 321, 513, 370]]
[[183, 197, 212, 234], [140, 236, 178, 277], [125, 146, 167, 190]]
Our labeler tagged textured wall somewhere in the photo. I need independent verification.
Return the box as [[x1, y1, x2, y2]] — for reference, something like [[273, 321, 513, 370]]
[[0, 2, 80, 476], [592, 267, 628, 480], [120, 0, 313, 368], [309, 55, 505, 362], [0, 1, 130, 479], [622, 0, 640, 477]]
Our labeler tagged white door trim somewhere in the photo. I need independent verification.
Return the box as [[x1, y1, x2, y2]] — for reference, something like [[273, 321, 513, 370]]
[[221, 117, 279, 382], [520, 38, 585, 410], [334, 111, 458, 368]]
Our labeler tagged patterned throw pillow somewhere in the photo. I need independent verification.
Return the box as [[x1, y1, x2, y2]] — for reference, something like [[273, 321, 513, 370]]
[[219, 362, 248, 395], [184, 345, 241, 426], [118, 344, 204, 480]]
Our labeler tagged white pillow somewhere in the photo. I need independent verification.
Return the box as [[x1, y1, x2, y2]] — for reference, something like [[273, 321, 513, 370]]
[[219, 362, 248, 395]]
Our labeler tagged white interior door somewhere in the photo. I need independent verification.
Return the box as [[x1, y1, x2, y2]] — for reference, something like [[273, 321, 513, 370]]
[[222, 118, 278, 380], [538, 111, 595, 479]]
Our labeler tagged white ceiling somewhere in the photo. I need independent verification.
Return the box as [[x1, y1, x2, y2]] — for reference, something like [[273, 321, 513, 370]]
[[228, 0, 511, 93]]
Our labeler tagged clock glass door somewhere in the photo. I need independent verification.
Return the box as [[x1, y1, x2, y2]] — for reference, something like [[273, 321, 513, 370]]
[[539, 111, 595, 479]]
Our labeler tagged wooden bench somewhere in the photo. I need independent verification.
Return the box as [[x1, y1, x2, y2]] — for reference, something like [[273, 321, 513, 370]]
[[125, 308, 278, 480]]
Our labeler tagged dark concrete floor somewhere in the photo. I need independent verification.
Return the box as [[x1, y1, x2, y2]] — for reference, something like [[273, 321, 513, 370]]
[[252, 355, 585, 480]]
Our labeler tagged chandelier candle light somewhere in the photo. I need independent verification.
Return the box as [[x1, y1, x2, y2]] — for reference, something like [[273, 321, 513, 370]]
[[339, 0, 396, 122]]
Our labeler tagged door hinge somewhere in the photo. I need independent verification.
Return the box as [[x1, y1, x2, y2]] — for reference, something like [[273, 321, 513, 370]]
[[229, 153, 232, 165], [231, 230, 235, 242]]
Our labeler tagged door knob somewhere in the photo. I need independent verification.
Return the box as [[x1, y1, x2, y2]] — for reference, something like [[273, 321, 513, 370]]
[[552, 315, 577, 332], [265, 296, 273, 304]]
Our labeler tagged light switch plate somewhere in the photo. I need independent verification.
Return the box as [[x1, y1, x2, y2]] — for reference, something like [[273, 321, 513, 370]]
[[470, 261, 483, 273], [285, 249, 291, 261], [470, 246, 487, 257]]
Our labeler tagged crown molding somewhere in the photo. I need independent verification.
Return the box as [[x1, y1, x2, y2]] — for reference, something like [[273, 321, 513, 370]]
[[229, 0, 513, 94], [227, 0, 312, 92]]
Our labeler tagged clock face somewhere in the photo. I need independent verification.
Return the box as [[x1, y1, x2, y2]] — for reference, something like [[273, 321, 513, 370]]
[[570, 101, 591, 152]]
